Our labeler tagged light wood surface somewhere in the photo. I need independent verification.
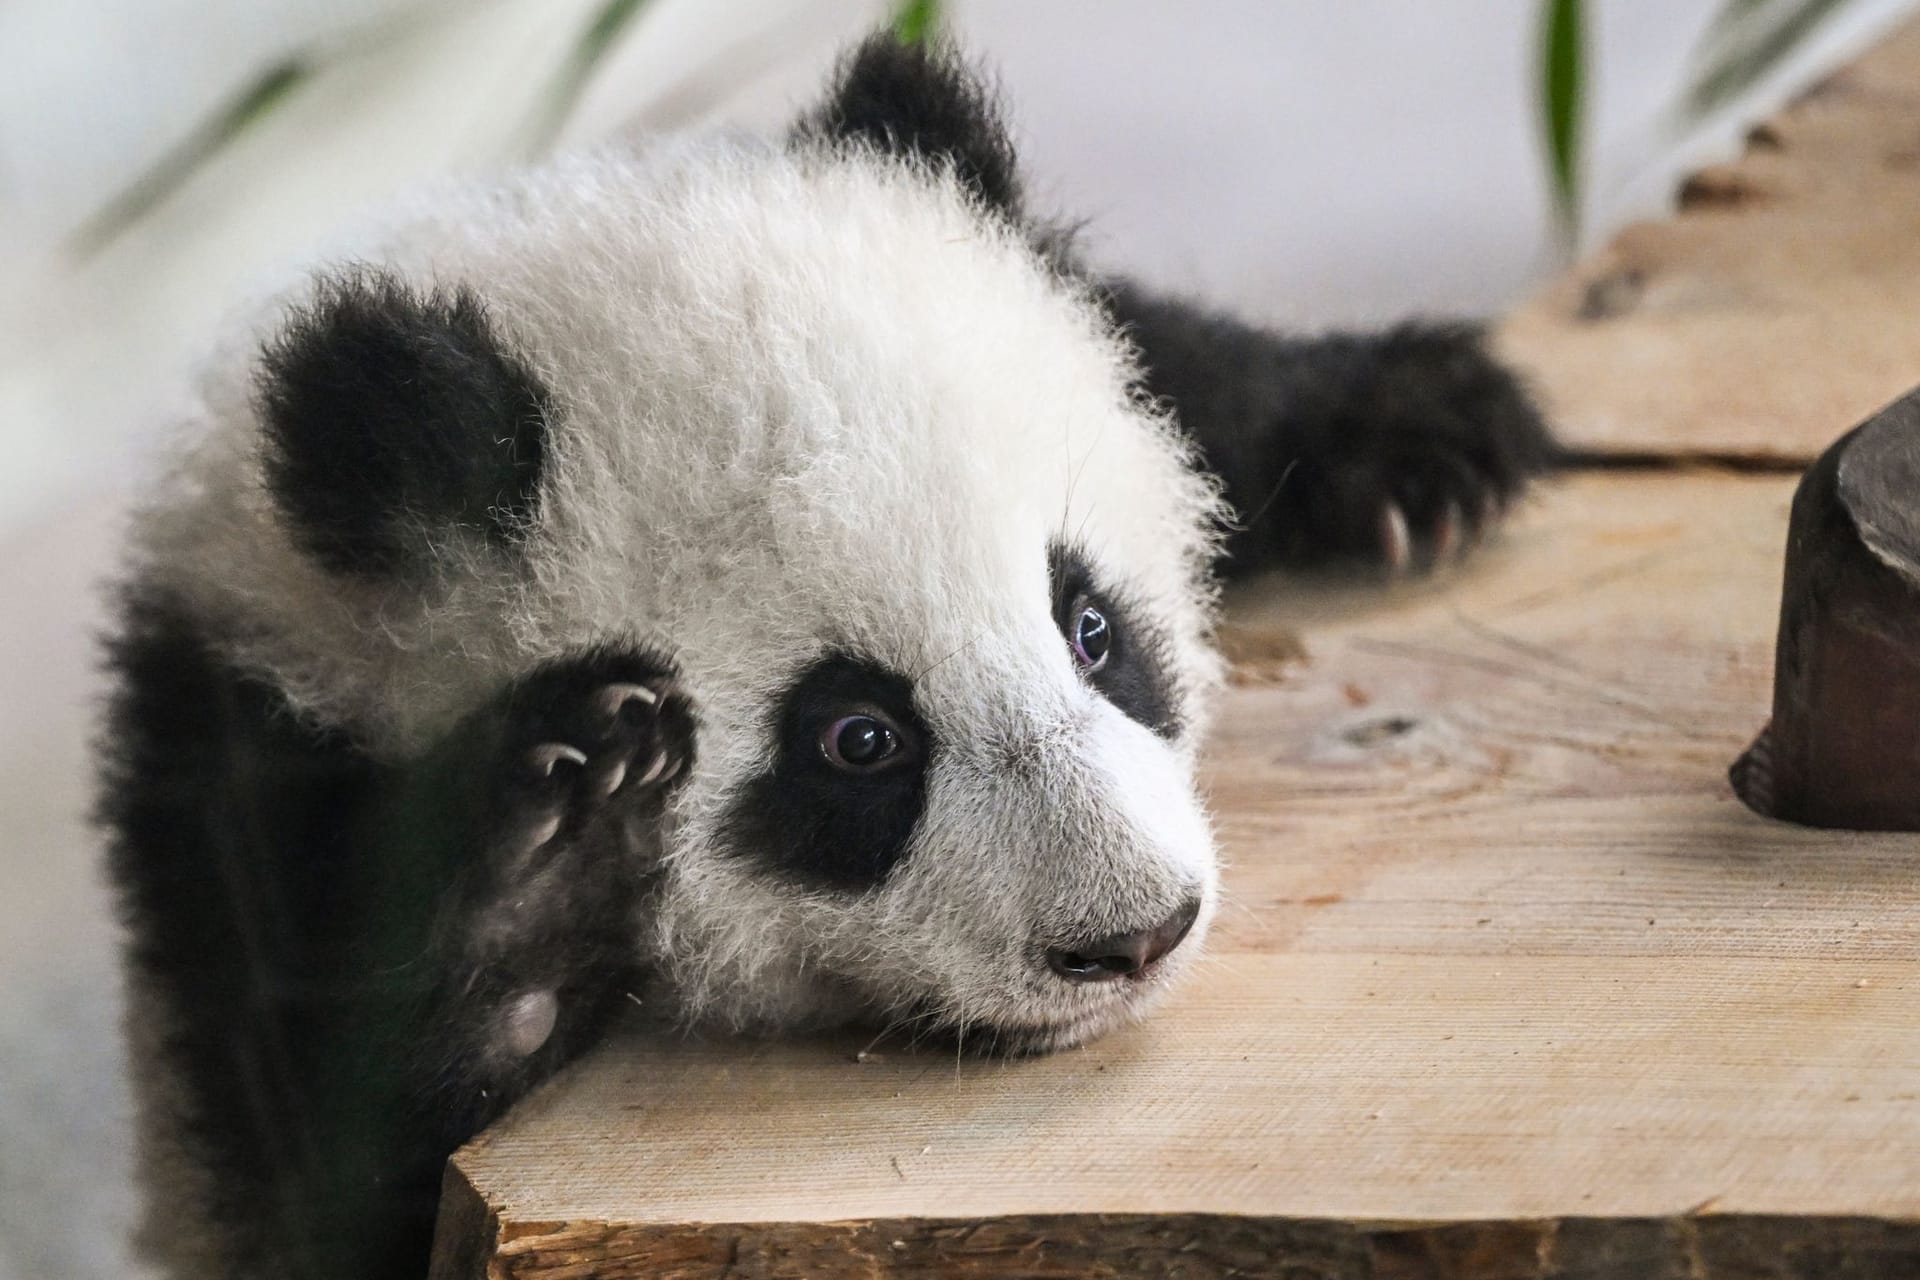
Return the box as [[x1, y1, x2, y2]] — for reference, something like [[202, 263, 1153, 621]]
[[1497, 17, 1920, 465], [433, 470, 1920, 1277], [432, 18, 1920, 1277]]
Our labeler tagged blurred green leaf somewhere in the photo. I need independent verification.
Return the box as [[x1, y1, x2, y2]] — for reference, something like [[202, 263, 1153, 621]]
[[1540, 0, 1586, 233], [892, 0, 942, 45], [522, 0, 655, 156], [1704, 0, 1782, 37], [1687, 0, 1852, 117], [70, 58, 310, 257]]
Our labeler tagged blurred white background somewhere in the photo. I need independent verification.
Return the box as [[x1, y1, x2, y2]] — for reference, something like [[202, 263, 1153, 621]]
[[2, 2, 1912, 1275]]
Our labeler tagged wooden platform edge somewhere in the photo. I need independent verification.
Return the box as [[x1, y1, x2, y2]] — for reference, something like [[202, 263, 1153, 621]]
[[427, 1208, 1920, 1279], [427, 1165, 502, 1280]]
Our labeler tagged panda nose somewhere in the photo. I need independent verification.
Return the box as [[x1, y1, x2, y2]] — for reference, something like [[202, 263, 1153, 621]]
[[1047, 897, 1201, 983]]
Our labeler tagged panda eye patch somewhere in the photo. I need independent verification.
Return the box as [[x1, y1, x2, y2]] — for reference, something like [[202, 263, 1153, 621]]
[[722, 653, 932, 889], [820, 710, 911, 772], [1068, 600, 1111, 671], [1047, 541, 1181, 739]]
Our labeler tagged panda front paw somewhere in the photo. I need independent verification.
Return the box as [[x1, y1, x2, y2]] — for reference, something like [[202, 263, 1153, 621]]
[[493, 648, 696, 867], [1262, 322, 1555, 575], [399, 649, 698, 1089]]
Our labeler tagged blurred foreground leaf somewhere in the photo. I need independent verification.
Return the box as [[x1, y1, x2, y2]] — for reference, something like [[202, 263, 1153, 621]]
[[1687, 0, 1853, 117], [70, 58, 310, 257], [892, 0, 942, 45], [522, 0, 655, 156], [1540, 0, 1586, 234]]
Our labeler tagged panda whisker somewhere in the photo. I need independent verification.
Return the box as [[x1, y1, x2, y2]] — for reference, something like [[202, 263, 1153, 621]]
[[856, 1022, 901, 1059], [1059, 419, 1115, 542], [914, 631, 986, 682], [1230, 457, 1302, 535], [1217, 896, 1265, 927], [1071, 502, 1098, 550], [905, 1010, 948, 1054], [1191, 950, 1249, 982], [860, 999, 950, 1058]]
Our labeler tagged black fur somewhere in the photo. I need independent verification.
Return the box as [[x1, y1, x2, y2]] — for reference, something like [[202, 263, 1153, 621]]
[[257, 270, 552, 576], [100, 592, 688, 1278], [798, 32, 1023, 220], [799, 35, 1554, 582], [101, 587, 376, 1277], [721, 654, 932, 890], [1103, 281, 1556, 578], [1049, 543, 1182, 739]]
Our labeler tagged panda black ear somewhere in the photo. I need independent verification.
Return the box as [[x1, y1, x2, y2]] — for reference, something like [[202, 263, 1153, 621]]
[[798, 32, 1023, 220], [255, 270, 550, 577]]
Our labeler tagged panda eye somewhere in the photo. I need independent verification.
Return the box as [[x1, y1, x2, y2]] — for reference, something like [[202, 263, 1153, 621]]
[[820, 711, 910, 773], [1068, 600, 1111, 672]]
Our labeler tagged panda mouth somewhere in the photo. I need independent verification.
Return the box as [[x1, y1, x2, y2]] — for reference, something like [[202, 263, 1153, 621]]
[[874, 915, 1205, 1059], [950, 1007, 1139, 1058], [896, 990, 1148, 1059], [911, 1017, 1102, 1059]]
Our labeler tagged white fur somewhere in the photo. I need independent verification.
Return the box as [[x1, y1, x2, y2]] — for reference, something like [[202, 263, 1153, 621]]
[[135, 133, 1229, 1050]]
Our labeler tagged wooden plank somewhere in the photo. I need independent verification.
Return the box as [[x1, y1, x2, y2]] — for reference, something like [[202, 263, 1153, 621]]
[[437, 469, 1920, 1277], [1496, 16, 1920, 465]]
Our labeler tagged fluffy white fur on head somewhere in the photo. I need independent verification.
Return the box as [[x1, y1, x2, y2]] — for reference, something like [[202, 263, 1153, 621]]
[[139, 133, 1228, 1050]]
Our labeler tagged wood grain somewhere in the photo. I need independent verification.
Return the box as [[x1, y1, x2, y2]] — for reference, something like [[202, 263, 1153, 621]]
[[1497, 16, 1920, 464], [435, 471, 1920, 1277]]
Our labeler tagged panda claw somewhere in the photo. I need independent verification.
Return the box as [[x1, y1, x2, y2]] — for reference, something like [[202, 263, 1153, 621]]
[[1379, 501, 1412, 575], [499, 658, 690, 860], [526, 742, 588, 779], [597, 682, 657, 726], [1479, 488, 1506, 533], [592, 755, 629, 797], [510, 808, 564, 857], [634, 750, 669, 788], [1432, 501, 1465, 562]]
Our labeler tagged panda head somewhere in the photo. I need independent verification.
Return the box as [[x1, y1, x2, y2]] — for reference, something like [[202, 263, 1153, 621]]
[[161, 37, 1228, 1055]]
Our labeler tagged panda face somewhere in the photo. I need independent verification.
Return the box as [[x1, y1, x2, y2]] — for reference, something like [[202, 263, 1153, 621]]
[[140, 70, 1225, 1056], [500, 148, 1230, 1053], [657, 530, 1221, 1054]]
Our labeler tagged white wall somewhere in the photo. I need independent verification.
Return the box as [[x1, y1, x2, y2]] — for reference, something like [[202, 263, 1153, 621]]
[[2, 0, 1914, 532]]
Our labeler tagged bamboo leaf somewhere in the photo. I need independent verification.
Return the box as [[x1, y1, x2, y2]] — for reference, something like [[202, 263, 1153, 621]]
[[522, 0, 655, 156], [1686, 0, 1852, 118], [1540, 0, 1586, 233], [70, 58, 310, 257], [892, 0, 942, 45], [66, 1, 452, 258]]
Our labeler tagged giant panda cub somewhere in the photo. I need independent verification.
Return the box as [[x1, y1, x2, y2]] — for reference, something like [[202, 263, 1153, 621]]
[[100, 32, 1553, 1280]]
